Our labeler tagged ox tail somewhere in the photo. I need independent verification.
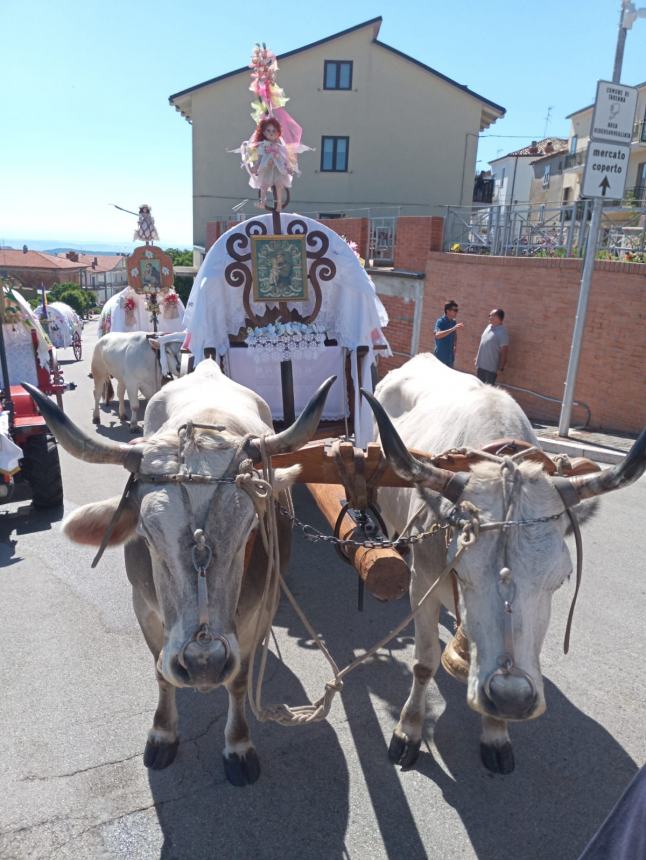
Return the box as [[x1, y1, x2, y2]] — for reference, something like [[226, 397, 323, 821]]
[[103, 378, 114, 404]]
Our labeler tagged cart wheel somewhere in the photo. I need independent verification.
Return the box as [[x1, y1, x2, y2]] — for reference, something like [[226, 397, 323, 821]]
[[21, 433, 64, 508], [72, 331, 82, 361]]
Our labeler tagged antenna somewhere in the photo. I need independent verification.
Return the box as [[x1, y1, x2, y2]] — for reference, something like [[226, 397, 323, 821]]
[[543, 106, 553, 138]]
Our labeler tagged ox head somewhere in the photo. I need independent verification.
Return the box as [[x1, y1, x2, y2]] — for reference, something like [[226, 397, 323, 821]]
[[363, 389, 646, 723], [149, 336, 183, 380], [24, 377, 335, 693]]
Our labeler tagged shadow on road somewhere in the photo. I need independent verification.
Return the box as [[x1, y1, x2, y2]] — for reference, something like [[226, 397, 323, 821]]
[[0, 502, 65, 567], [148, 654, 350, 859]]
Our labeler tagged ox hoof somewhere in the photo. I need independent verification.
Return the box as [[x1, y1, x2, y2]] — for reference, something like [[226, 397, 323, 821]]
[[92, 416, 100, 425], [480, 741, 515, 774], [144, 738, 179, 770], [388, 732, 421, 770], [129, 424, 142, 434], [223, 749, 261, 786]]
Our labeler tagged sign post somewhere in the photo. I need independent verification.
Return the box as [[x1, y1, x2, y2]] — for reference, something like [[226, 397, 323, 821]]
[[557, 80, 637, 436]]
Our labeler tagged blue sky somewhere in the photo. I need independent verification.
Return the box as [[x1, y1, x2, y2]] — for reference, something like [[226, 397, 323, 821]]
[[2, 0, 645, 249]]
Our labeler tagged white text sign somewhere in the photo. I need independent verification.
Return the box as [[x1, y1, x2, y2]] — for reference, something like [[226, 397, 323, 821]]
[[590, 80, 638, 145], [582, 142, 631, 200]]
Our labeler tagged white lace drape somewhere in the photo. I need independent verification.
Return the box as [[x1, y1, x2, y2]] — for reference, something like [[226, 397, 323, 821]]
[[183, 213, 390, 359]]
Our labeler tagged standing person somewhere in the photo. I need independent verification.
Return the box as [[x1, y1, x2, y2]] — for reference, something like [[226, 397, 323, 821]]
[[475, 308, 509, 384], [434, 300, 463, 368]]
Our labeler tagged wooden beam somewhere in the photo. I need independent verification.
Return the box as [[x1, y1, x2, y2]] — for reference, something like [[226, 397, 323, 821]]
[[306, 482, 410, 602]]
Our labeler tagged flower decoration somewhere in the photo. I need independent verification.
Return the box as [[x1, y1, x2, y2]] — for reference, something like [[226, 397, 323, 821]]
[[248, 42, 288, 123], [162, 266, 170, 276], [130, 267, 139, 278], [121, 296, 136, 313], [450, 243, 462, 253], [144, 250, 154, 259], [163, 292, 179, 306]]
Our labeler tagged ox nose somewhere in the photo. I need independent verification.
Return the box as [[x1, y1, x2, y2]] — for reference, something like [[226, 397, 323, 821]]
[[179, 633, 231, 689], [484, 671, 537, 720]]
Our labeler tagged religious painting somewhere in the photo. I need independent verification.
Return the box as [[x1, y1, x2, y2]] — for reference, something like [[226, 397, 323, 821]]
[[251, 235, 308, 303], [127, 245, 174, 294]]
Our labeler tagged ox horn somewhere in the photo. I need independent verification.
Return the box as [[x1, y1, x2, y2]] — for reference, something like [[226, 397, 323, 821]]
[[246, 375, 336, 460], [553, 425, 646, 507], [22, 383, 144, 473], [360, 389, 468, 503]]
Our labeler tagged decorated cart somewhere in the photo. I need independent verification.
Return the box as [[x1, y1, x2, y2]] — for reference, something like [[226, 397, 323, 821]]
[[98, 245, 185, 338], [35, 300, 83, 360]]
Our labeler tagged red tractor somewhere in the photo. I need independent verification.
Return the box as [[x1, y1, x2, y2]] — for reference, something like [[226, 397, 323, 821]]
[[0, 282, 76, 507]]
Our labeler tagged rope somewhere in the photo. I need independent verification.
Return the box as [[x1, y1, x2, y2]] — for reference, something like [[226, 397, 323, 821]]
[[243, 444, 480, 726]]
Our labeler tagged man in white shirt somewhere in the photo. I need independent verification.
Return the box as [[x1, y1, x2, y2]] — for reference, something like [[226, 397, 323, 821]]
[[475, 308, 509, 385]]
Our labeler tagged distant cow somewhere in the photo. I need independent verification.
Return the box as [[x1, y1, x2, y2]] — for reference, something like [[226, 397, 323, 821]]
[[91, 331, 183, 431], [364, 354, 646, 774], [25, 364, 333, 786]]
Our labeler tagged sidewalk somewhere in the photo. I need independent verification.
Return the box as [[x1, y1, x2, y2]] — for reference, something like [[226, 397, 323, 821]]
[[534, 422, 634, 465]]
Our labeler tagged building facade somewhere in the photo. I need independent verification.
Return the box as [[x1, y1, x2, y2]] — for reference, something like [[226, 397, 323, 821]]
[[169, 17, 505, 249], [489, 138, 568, 206]]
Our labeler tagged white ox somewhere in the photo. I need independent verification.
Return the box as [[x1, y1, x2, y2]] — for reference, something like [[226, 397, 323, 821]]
[[364, 354, 646, 774], [25, 363, 333, 786], [91, 331, 183, 431]]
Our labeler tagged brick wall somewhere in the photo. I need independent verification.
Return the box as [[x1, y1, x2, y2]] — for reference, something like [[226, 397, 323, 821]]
[[378, 294, 416, 375], [422, 253, 646, 433], [319, 218, 369, 260], [393, 217, 444, 271]]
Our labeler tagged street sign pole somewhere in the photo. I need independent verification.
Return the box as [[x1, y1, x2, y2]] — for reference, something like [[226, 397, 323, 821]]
[[557, 77, 637, 436], [557, 196, 603, 435]]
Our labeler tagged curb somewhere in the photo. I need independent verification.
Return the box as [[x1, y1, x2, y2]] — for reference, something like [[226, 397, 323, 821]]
[[537, 436, 625, 465]]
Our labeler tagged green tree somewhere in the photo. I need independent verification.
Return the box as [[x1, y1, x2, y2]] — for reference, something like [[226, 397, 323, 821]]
[[164, 247, 193, 267], [47, 282, 94, 317]]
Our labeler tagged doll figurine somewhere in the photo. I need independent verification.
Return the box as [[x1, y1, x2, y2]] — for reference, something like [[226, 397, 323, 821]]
[[239, 116, 310, 211], [133, 204, 159, 242]]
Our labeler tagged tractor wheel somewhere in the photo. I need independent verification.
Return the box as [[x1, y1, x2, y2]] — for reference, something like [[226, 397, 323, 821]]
[[21, 434, 64, 509]]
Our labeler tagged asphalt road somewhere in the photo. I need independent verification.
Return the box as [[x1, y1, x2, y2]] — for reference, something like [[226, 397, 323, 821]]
[[1, 322, 645, 859]]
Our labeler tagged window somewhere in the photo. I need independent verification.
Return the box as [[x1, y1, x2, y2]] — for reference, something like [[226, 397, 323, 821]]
[[323, 60, 353, 90], [321, 136, 349, 172], [542, 164, 551, 188], [569, 135, 578, 154]]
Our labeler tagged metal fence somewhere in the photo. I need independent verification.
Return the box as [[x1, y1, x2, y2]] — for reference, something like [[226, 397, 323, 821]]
[[368, 217, 397, 265], [443, 203, 646, 259]]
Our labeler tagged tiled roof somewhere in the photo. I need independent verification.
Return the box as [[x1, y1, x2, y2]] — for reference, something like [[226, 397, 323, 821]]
[[57, 253, 126, 273], [492, 138, 568, 161], [0, 249, 86, 270], [530, 146, 570, 164]]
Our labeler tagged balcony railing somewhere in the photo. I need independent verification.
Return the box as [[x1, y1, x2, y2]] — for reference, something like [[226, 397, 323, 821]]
[[563, 150, 586, 169]]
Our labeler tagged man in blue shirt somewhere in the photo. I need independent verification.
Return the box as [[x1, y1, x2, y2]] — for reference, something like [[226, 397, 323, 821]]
[[434, 300, 463, 368]]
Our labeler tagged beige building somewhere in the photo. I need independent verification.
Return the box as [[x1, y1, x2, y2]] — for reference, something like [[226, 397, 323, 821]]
[[528, 143, 571, 207], [169, 17, 505, 248], [563, 82, 646, 205]]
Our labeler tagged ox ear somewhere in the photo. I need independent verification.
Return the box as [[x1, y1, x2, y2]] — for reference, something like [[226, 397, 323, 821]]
[[63, 495, 139, 547], [149, 338, 160, 351], [272, 465, 301, 494]]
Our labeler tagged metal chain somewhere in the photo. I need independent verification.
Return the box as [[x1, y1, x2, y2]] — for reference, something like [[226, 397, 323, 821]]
[[277, 504, 566, 550], [277, 503, 450, 549]]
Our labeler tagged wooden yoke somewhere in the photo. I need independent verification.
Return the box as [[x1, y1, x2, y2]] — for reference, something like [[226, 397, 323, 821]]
[[265, 438, 601, 604]]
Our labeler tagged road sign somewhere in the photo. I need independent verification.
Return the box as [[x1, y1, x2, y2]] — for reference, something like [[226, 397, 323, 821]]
[[589, 80, 638, 145], [582, 142, 631, 199]]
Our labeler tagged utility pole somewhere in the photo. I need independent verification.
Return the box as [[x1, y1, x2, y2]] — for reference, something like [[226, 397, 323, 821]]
[[558, 4, 642, 436]]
